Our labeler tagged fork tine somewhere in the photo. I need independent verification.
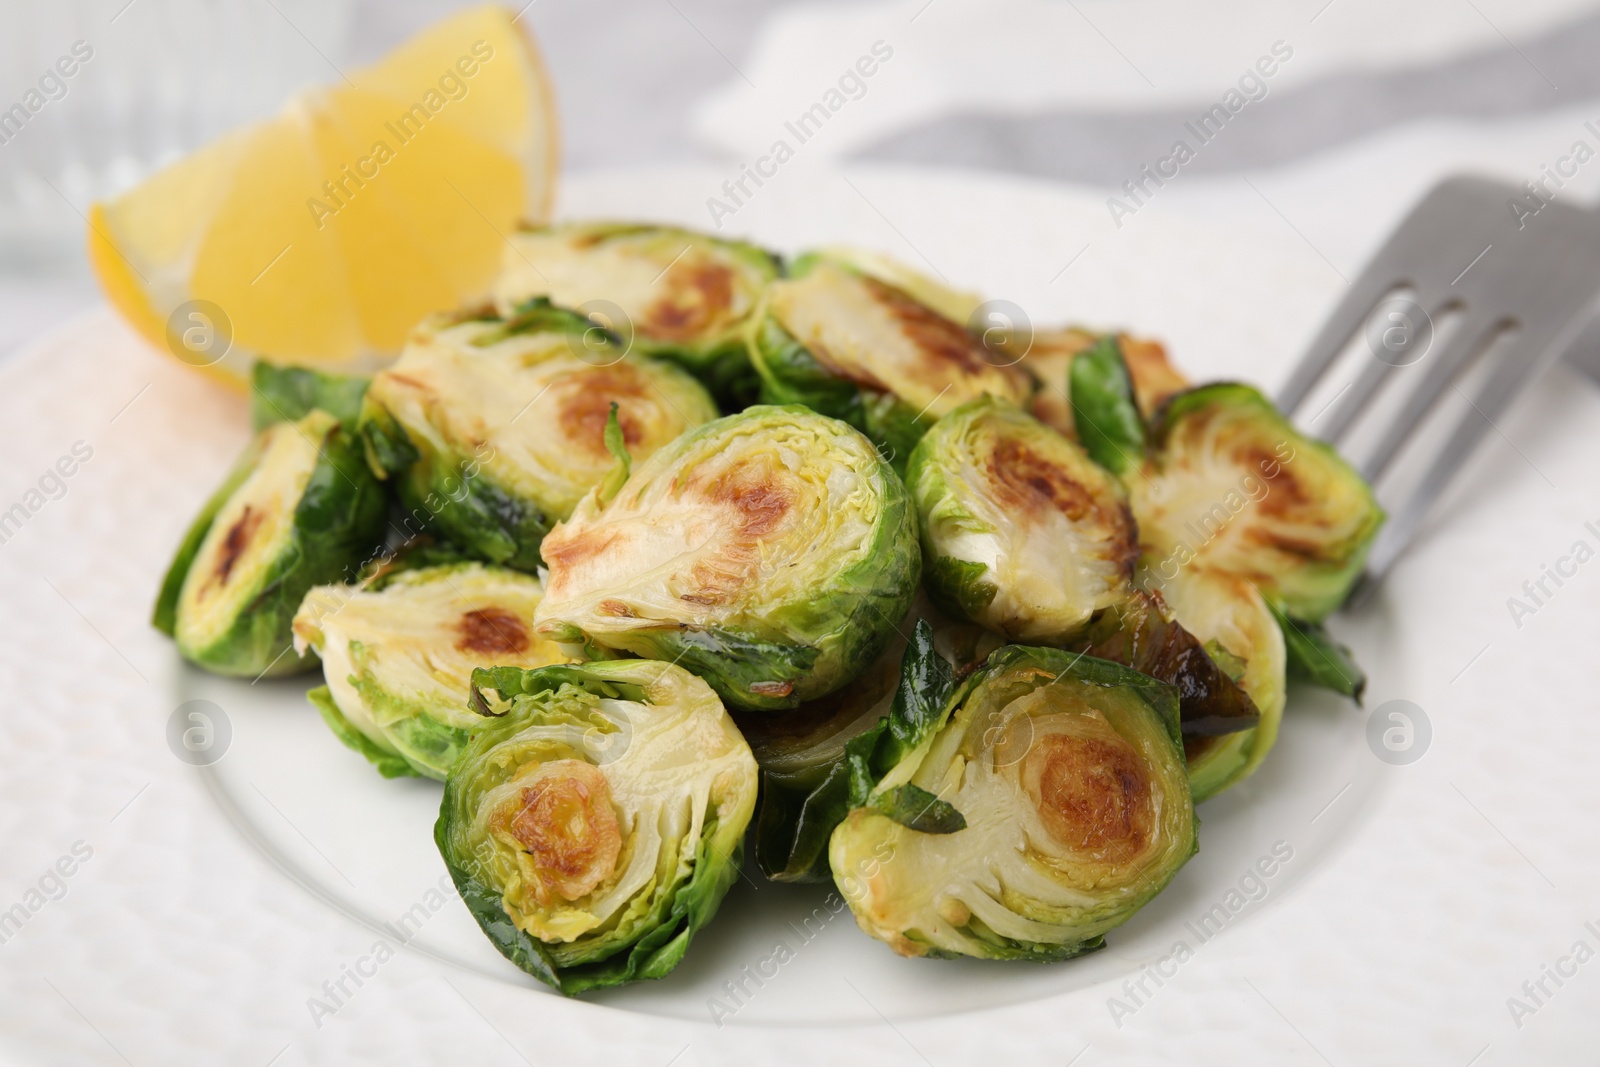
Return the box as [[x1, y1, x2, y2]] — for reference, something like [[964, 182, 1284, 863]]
[[1277, 271, 1400, 414], [1360, 324, 1570, 582], [1314, 349, 1399, 445], [1361, 313, 1502, 482]]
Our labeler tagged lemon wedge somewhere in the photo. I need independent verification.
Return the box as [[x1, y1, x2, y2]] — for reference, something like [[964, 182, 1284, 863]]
[[90, 5, 558, 385]]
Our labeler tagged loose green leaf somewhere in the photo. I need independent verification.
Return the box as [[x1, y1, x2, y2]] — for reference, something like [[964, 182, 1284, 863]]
[[867, 784, 966, 834], [876, 619, 956, 774], [1071, 335, 1146, 475], [307, 685, 420, 779], [596, 402, 631, 505], [1270, 602, 1366, 702], [250, 362, 370, 430]]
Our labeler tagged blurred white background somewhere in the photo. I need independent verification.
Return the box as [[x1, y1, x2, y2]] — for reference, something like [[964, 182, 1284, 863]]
[[7, 0, 1600, 360]]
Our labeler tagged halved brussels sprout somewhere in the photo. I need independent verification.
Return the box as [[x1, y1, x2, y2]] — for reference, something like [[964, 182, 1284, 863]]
[[292, 560, 569, 780], [803, 245, 983, 325], [1149, 567, 1287, 801], [362, 302, 719, 570], [152, 410, 387, 678], [830, 645, 1195, 960], [436, 659, 757, 995], [490, 222, 781, 405], [251, 362, 369, 431], [1024, 328, 1189, 439], [1130, 383, 1384, 621], [907, 396, 1136, 643], [749, 254, 1032, 467], [535, 404, 921, 711], [907, 397, 1260, 741]]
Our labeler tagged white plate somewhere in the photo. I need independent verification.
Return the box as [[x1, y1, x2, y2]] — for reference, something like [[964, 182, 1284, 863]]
[[1, 165, 1595, 1066]]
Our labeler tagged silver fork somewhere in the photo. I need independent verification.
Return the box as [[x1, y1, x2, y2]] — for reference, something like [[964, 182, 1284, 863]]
[[1276, 175, 1600, 601]]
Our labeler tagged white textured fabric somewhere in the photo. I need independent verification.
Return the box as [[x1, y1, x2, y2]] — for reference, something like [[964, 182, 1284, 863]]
[[2, 167, 1596, 1065]]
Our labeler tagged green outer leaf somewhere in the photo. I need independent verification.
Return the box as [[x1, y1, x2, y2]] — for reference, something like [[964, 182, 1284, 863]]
[[152, 434, 268, 636], [753, 758, 853, 883], [436, 810, 740, 995], [342, 640, 474, 779], [358, 401, 420, 478], [354, 536, 476, 590], [977, 644, 1185, 750], [923, 554, 997, 623], [752, 618, 956, 882], [370, 407, 551, 570], [746, 314, 931, 472], [868, 784, 965, 834], [638, 626, 821, 712], [1185, 729, 1256, 804], [165, 415, 389, 677], [1070, 334, 1146, 475], [250, 362, 370, 430], [306, 685, 421, 779], [469, 663, 648, 711], [481, 297, 597, 345], [596, 403, 630, 505], [876, 619, 958, 771], [1269, 602, 1367, 702]]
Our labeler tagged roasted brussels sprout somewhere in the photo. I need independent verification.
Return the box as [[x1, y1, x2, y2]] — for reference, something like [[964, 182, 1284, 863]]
[[830, 645, 1196, 959], [803, 245, 982, 324], [535, 404, 920, 711], [907, 396, 1260, 742], [152, 410, 387, 678], [362, 302, 719, 570], [490, 222, 780, 405], [1129, 383, 1384, 621], [436, 660, 757, 995], [1024, 328, 1189, 440], [908, 396, 1137, 643], [251, 362, 369, 430], [293, 560, 568, 780], [749, 254, 1032, 467], [1150, 567, 1287, 801], [736, 612, 998, 882]]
